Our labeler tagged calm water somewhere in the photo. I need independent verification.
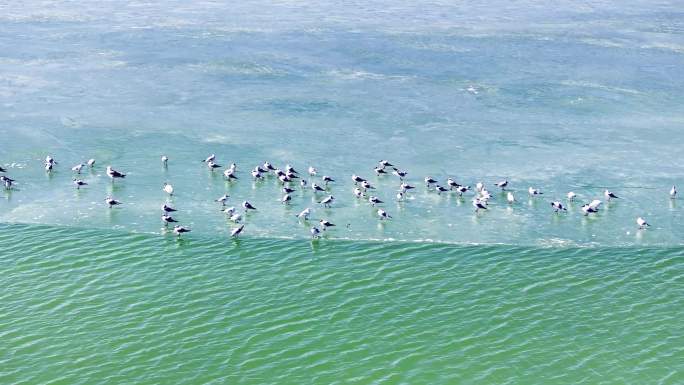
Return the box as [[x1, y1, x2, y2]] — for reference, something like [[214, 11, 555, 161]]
[[2, 1, 684, 383]]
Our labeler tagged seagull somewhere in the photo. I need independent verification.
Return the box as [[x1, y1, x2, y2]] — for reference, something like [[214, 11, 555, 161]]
[[479, 189, 492, 201], [1, 175, 14, 189], [263, 161, 276, 171], [106, 166, 126, 179], [312, 183, 326, 192], [278, 174, 291, 184], [399, 183, 415, 192], [507, 192, 515, 204], [297, 208, 312, 220], [396, 191, 404, 201], [360, 181, 375, 190], [435, 185, 449, 194], [203, 154, 215, 163], [377, 208, 392, 220], [670, 185, 677, 199], [567, 191, 577, 201], [472, 198, 488, 212], [251, 169, 262, 179], [222, 206, 236, 215], [528, 187, 543, 196], [447, 178, 460, 190], [161, 155, 168, 166], [320, 195, 334, 208], [229, 213, 242, 223], [353, 187, 364, 198], [351, 174, 366, 184], [162, 204, 177, 213], [581, 204, 599, 216], [496, 180, 508, 190], [456, 186, 471, 196], [368, 196, 383, 206], [285, 164, 298, 175], [228, 163, 237, 173], [282, 186, 296, 194], [308, 166, 317, 176], [374, 167, 388, 175], [71, 163, 85, 174], [322, 176, 335, 185], [636, 217, 650, 229], [425, 177, 438, 187], [87, 159, 95, 168], [300, 179, 307, 188], [550, 201, 567, 212], [604, 190, 619, 201], [163, 183, 174, 196], [392, 168, 408, 179], [310, 226, 321, 239], [254, 165, 267, 173], [45, 162, 53, 173], [588, 199, 602, 210], [206, 161, 221, 170], [476, 182, 485, 192], [242, 201, 257, 211], [173, 225, 191, 237], [45, 155, 57, 165], [379, 160, 394, 167], [215, 194, 230, 205], [161, 214, 178, 226], [231, 224, 245, 237], [281, 194, 292, 204], [73, 179, 87, 189], [223, 168, 238, 180], [319, 219, 335, 230], [105, 196, 121, 208]]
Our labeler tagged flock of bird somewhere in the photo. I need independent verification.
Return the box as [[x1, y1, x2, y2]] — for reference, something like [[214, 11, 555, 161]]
[[1, 154, 679, 239]]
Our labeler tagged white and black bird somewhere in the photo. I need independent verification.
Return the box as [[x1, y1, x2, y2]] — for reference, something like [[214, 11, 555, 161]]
[[637, 217, 650, 229], [472, 198, 488, 212], [223, 168, 238, 180], [310, 226, 321, 239], [278, 174, 291, 184], [447, 178, 460, 190], [106, 166, 126, 179], [163, 183, 174, 196], [670, 185, 677, 199], [312, 183, 326, 192], [45, 155, 57, 166], [320, 195, 334, 208], [105, 196, 121, 208], [162, 204, 177, 213], [377, 208, 392, 220], [507, 192, 515, 204], [173, 225, 191, 237], [229, 213, 242, 223], [360, 181, 375, 191], [379, 160, 393, 167], [222, 206, 236, 216], [72, 163, 85, 174], [589, 199, 602, 210], [300, 179, 307, 188], [368, 196, 383, 206], [435, 185, 449, 194], [604, 190, 619, 201], [351, 174, 366, 184], [392, 168, 408, 179], [1, 175, 14, 189], [215, 194, 230, 206], [263, 161, 276, 171], [528, 187, 543, 196], [243, 201, 257, 211], [282, 186, 296, 194], [87, 159, 96, 168], [73, 179, 87, 189], [44, 162, 53, 173], [496, 180, 508, 190], [425, 177, 438, 187], [550, 201, 567, 212], [322, 176, 335, 185], [251, 169, 262, 179], [297, 208, 312, 220], [308, 166, 317, 176], [285, 164, 298, 175], [567, 191, 577, 201], [396, 191, 404, 201], [206, 161, 221, 170], [319, 219, 335, 230], [281, 194, 292, 205], [203, 154, 215, 163], [399, 183, 415, 193], [374, 167, 388, 176], [581, 204, 599, 216], [228, 163, 237, 173], [162, 214, 178, 226], [353, 187, 364, 198], [161, 155, 168, 167], [456, 186, 471, 196], [231, 224, 245, 237]]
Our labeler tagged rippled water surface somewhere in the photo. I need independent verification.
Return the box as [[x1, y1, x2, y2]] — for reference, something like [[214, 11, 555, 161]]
[[2, 1, 684, 383]]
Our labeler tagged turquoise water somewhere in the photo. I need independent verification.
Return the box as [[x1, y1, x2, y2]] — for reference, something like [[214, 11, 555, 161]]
[[2, 1, 684, 383]]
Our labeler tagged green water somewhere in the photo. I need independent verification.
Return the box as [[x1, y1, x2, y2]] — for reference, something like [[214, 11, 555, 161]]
[[1, 224, 682, 384]]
